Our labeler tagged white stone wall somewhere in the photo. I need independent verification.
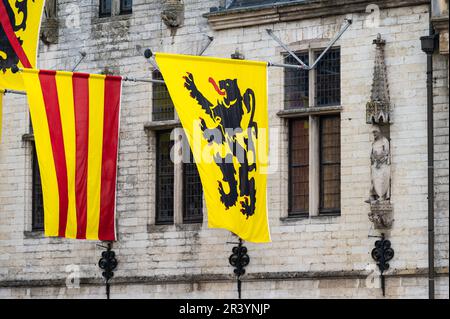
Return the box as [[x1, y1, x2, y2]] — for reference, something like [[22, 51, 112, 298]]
[[0, 0, 448, 298]]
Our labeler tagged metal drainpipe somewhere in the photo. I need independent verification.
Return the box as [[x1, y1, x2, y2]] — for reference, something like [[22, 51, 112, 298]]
[[426, 45, 435, 300], [420, 4, 436, 300]]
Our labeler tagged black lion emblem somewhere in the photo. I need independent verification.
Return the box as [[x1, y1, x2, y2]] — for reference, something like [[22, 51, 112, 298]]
[[0, 0, 32, 73], [184, 72, 259, 218]]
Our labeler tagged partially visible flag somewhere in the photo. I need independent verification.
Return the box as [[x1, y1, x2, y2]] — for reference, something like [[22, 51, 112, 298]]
[[155, 53, 271, 243], [22, 69, 122, 241], [0, 90, 3, 142], [0, 0, 45, 90]]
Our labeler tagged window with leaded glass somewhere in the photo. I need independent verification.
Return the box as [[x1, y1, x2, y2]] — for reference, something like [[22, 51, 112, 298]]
[[120, 0, 132, 14], [319, 115, 341, 214], [315, 48, 341, 107], [289, 118, 309, 216], [32, 144, 44, 231], [183, 149, 203, 223], [156, 131, 174, 224], [284, 52, 309, 109], [284, 47, 341, 218], [99, 0, 112, 17], [152, 70, 175, 121]]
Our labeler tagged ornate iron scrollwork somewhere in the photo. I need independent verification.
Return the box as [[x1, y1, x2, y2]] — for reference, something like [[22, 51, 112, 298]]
[[371, 234, 394, 296], [229, 239, 250, 299], [98, 242, 118, 299]]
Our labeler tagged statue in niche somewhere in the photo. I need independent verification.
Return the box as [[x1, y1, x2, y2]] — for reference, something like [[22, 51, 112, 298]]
[[366, 125, 391, 204]]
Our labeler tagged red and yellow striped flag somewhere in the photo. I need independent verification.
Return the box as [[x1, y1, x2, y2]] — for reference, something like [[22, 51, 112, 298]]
[[22, 69, 122, 241]]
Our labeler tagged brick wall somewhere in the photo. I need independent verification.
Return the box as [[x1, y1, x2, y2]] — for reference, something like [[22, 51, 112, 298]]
[[0, 0, 448, 298]]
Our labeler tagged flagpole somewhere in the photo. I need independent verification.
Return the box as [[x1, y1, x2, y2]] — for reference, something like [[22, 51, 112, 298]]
[[3, 57, 307, 97], [1, 89, 27, 96]]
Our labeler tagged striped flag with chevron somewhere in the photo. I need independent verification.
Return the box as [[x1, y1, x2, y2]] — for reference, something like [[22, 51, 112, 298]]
[[0, 0, 45, 90], [22, 69, 122, 241]]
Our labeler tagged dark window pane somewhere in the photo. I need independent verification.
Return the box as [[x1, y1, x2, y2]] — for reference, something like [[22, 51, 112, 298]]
[[319, 115, 341, 214], [156, 131, 174, 224], [284, 52, 309, 109], [120, 0, 132, 14], [315, 48, 340, 106], [152, 70, 175, 121], [289, 118, 309, 215], [32, 144, 44, 231], [99, 0, 112, 17], [183, 149, 203, 224]]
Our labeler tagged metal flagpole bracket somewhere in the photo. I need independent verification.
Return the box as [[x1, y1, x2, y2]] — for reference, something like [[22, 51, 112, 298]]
[[266, 18, 352, 71], [72, 51, 87, 72], [98, 241, 118, 300], [1, 88, 27, 96], [266, 28, 309, 69], [198, 35, 214, 56], [144, 48, 160, 71], [309, 18, 352, 70]]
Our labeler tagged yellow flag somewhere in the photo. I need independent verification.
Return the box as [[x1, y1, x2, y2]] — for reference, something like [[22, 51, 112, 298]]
[[0, 0, 45, 90], [155, 53, 271, 243]]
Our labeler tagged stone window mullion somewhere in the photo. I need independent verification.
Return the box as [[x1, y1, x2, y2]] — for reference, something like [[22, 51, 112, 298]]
[[308, 48, 320, 217]]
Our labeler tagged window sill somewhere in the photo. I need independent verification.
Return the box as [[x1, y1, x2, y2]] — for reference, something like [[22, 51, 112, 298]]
[[280, 214, 340, 224], [277, 105, 342, 118], [23, 230, 44, 239], [176, 223, 203, 231], [92, 13, 133, 24], [144, 120, 181, 131], [148, 222, 203, 233], [280, 215, 308, 222]]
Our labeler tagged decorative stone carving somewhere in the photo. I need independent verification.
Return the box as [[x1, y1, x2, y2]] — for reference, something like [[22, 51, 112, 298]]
[[369, 201, 394, 229], [40, 0, 59, 45], [366, 34, 391, 124], [161, 0, 185, 36]]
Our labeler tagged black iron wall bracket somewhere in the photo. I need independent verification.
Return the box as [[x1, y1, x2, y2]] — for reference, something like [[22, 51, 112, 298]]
[[370, 233, 394, 297], [228, 238, 250, 299], [98, 242, 118, 300]]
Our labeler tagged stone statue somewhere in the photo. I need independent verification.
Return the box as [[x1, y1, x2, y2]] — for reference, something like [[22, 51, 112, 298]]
[[366, 125, 390, 203], [41, 0, 58, 45]]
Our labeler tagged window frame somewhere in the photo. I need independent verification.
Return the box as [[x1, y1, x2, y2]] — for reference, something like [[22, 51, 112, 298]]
[[284, 46, 342, 218], [318, 114, 341, 216], [152, 70, 175, 122], [119, 0, 133, 15], [155, 130, 175, 225], [99, 0, 112, 18], [182, 159, 204, 224], [288, 117, 310, 217], [31, 143, 44, 231]]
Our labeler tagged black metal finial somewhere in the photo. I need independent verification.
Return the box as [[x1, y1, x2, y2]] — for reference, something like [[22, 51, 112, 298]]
[[229, 238, 250, 299], [144, 49, 153, 59], [371, 233, 394, 296], [98, 242, 118, 299]]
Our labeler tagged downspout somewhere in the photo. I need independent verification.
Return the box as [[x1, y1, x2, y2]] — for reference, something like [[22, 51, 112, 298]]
[[420, 4, 438, 300], [426, 38, 435, 301]]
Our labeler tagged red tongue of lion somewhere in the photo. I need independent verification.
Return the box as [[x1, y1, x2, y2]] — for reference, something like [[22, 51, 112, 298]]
[[209, 77, 225, 96]]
